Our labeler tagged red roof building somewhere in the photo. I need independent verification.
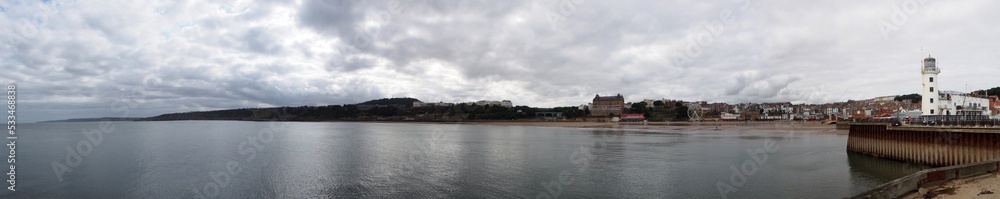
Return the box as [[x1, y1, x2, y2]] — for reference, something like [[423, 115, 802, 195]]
[[620, 113, 645, 122]]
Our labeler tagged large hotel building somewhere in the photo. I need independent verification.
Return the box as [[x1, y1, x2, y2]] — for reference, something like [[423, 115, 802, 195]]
[[590, 94, 625, 116]]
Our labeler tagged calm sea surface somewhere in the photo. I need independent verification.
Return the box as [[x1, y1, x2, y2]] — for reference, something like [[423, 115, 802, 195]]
[[3, 121, 928, 198]]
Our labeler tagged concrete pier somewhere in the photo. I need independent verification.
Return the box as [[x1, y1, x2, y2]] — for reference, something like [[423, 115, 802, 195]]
[[846, 124, 1000, 167]]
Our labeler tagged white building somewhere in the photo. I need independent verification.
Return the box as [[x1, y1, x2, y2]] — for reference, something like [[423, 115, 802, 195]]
[[919, 56, 992, 119], [721, 112, 739, 120], [935, 91, 991, 116], [501, 100, 513, 108], [920, 56, 940, 116], [642, 99, 656, 108], [417, 101, 454, 107], [872, 96, 896, 102], [468, 100, 513, 107]]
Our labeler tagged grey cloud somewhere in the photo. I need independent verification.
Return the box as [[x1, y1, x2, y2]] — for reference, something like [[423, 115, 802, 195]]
[[6, 0, 1000, 122], [243, 28, 283, 54], [326, 55, 377, 72], [298, 0, 361, 43]]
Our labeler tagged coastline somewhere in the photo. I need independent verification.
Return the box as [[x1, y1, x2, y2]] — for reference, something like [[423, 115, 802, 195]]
[[128, 119, 846, 134], [137, 118, 1000, 136], [380, 120, 847, 134]]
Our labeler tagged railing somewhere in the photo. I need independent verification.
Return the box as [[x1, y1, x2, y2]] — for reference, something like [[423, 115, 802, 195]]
[[847, 158, 1000, 199], [909, 118, 998, 127], [846, 117, 1000, 127]]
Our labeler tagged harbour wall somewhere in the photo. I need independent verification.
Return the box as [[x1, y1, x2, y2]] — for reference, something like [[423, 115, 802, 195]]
[[846, 124, 1000, 166]]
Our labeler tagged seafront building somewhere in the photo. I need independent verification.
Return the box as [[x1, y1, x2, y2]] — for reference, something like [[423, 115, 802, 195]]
[[590, 94, 625, 116], [619, 113, 646, 122], [919, 56, 992, 120]]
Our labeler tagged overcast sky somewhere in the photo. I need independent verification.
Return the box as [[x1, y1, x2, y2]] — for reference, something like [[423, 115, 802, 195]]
[[3, 0, 999, 122]]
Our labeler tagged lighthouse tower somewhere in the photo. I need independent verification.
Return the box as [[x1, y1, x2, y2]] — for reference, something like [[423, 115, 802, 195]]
[[921, 56, 940, 116]]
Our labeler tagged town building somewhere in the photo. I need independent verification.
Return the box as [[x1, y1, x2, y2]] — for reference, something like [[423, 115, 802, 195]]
[[642, 99, 656, 108], [641, 99, 672, 108], [919, 56, 992, 120], [357, 104, 407, 110], [460, 100, 514, 107], [414, 101, 455, 107], [501, 100, 513, 107], [990, 95, 1000, 119], [619, 113, 645, 122], [720, 112, 739, 121], [872, 96, 896, 102], [590, 94, 625, 116], [991, 96, 1000, 119]]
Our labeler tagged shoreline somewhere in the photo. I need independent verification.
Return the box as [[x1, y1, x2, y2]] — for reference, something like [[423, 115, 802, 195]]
[[125, 119, 847, 134], [386, 120, 847, 135]]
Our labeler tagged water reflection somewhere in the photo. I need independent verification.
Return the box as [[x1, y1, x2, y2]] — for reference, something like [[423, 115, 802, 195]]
[[10, 122, 925, 198], [846, 151, 930, 194], [848, 152, 929, 181]]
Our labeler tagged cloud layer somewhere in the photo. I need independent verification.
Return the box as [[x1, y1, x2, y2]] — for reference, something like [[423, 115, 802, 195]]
[[2, 0, 999, 122]]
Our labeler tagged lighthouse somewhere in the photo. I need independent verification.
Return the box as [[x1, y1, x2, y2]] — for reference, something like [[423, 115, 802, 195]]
[[921, 56, 939, 116]]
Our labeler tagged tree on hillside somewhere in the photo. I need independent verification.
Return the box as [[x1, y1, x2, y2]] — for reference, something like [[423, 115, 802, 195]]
[[369, 106, 398, 117], [358, 98, 420, 106], [546, 107, 587, 119], [893, 94, 921, 103], [674, 105, 689, 121], [972, 87, 1000, 96], [630, 102, 648, 114]]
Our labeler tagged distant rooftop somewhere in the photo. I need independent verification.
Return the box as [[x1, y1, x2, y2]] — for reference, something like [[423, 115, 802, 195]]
[[594, 94, 624, 101]]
